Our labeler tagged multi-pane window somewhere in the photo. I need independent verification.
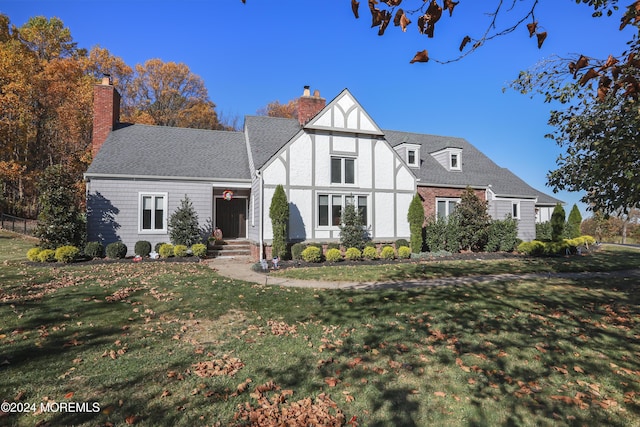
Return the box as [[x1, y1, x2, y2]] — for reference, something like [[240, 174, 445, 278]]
[[450, 153, 459, 170], [140, 193, 167, 232], [408, 150, 416, 166], [331, 157, 355, 184], [436, 198, 459, 218], [318, 194, 368, 226]]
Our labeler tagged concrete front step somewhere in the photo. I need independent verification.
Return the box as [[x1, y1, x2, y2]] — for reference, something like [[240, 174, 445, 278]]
[[207, 240, 251, 258]]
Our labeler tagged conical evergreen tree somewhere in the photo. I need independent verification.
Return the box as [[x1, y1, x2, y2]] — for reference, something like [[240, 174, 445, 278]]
[[567, 204, 583, 239], [168, 195, 201, 246], [269, 185, 289, 259]]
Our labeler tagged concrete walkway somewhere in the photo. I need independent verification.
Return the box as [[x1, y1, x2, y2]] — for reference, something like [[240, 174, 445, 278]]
[[204, 256, 640, 291]]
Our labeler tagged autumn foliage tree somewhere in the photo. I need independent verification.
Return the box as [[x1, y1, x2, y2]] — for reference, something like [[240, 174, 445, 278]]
[[0, 14, 227, 217]]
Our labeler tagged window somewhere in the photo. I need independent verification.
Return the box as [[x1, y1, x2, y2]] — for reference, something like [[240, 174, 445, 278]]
[[450, 153, 459, 170], [512, 201, 520, 219], [140, 193, 167, 232], [436, 198, 459, 218], [331, 157, 355, 184], [318, 194, 368, 226], [407, 149, 417, 166]]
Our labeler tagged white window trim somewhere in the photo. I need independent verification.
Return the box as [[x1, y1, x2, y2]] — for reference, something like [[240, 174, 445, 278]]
[[317, 193, 369, 228], [330, 157, 357, 186], [138, 192, 168, 233], [436, 197, 460, 218], [512, 201, 521, 219], [407, 149, 418, 167], [449, 151, 462, 171]]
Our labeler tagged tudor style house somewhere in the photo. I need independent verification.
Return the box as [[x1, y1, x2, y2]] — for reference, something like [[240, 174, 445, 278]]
[[85, 79, 562, 259]]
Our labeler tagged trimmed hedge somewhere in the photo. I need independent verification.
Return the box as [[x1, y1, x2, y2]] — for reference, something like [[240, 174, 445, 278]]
[[55, 245, 79, 263], [84, 241, 104, 258], [301, 246, 322, 263], [38, 249, 56, 262], [159, 243, 174, 258], [134, 240, 152, 257], [345, 247, 362, 261], [363, 246, 378, 260], [106, 242, 128, 259], [325, 248, 342, 262], [395, 239, 409, 249], [380, 245, 396, 260], [398, 246, 411, 259], [27, 247, 41, 262], [174, 244, 188, 257], [191, 243, 207, 258], [517, 236, 595, 256]]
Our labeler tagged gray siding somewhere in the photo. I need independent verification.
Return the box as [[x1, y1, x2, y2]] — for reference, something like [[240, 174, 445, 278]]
[[488, 198, 536, 241], [87, 178, 213, 256], [248, 176, 261, 244]]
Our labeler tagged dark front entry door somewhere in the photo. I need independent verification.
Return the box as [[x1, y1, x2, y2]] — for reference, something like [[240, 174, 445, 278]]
[[217, 198, 246, 239]]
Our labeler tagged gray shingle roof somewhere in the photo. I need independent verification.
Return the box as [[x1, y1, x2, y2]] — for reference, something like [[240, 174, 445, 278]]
[[244, 116, 301, 169], [383, 129, 563, 203], [86, 124, 250, 181]]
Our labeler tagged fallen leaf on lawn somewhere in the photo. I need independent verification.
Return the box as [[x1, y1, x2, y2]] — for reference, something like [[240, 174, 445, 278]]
[[161, 390, 171, 398], [573, 365, 584, 373], [14, 391, 25, 401], [64, 392, 74, 399], [434, 391, 447, 397], [125, 414, 139, 425], [324, 377, 339, 387]]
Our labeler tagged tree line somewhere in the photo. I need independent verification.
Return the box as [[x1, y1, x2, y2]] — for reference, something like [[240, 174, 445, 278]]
[[0, 15, 230, 218]]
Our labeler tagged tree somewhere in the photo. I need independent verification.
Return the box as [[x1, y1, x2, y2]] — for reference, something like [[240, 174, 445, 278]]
[[453, 187, 491, 251], [567, 204, 583, 239], [257, 99, 297, 119], [339, 203, 366, 250], [18, 16, 78, 61], [551, 203, 566, 241], [407, 193, 425, 253], [168, 195, 202, 246], [269, 185, 289, 259], [34, 164, 85, 249], [130, 58, 222, 129]]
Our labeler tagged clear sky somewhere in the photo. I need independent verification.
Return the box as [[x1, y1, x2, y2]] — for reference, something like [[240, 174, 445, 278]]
[[2, 0, 632, 218]]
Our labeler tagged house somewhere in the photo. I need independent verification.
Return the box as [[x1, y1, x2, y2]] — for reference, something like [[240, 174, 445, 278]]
[[85, 79, 562, 258]]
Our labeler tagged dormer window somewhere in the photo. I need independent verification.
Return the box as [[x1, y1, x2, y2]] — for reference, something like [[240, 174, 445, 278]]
[[431, 147, 463, 172], [407, 149, 417, 167], [450, 152, 460, 170], [394, 142, 421, 168]]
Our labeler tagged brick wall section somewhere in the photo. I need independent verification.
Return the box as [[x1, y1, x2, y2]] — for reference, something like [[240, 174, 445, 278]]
[[92, 83, 121, 157], [297, 95, 326, 125], [417, 186, 486, 220]]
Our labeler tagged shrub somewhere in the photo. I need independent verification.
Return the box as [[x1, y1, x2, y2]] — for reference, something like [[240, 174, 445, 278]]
[[84, 241, 104, 258], [174, 244, 188, 257], [551, 203, 566, 241], [455, 187, 490, 251], [517, 240, 545, 256], [395, 239, 409, 249], [55, 245, 79, 263], [536, 221, 552, 240], [398, 246, 411, 259], [106, 242, 128, 259], [291, 243, 307, 260], [363, 246, 378, 260], [159, 243, 174, 258], [27, 247, 41, 262], [154, 242, 166, 253], [269, 184, 289, 259], [364, 241, 377, 248], [486, 216, 519, 252], [134, 240, 152, 257], [191, 243, 207, 258], [325, 248, 342, 262], [408, 193, 425, 253], [301, 246, 322, 263], [339, 203, 367, 250], [380, 245, 396, 260], [345, 247, 362, 261], [38, 249, 56, 262], [169, 195, 202, 247], [567, 204, 583, 239]]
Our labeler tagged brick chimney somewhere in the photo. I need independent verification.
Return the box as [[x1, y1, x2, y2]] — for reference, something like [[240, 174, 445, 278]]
[[92, 75, 121, 157], [297, 86, 326, 125]]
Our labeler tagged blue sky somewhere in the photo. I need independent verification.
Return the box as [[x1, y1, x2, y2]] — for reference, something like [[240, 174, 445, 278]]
[[2, 0, 632, 218]]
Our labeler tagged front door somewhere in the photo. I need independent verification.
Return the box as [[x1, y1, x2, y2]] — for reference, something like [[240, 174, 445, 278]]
[[216, 198, 247, 239]]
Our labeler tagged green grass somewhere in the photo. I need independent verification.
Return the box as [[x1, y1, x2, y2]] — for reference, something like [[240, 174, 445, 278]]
[[1, 232, 639, 426], [271, 244, 640, 282]]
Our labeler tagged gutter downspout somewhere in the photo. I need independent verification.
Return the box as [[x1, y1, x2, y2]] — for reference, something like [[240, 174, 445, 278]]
[[257, 170, 264, 260]]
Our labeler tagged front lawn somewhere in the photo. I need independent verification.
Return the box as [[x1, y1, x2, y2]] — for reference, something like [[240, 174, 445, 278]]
[[270, 245, 640, 282], [1, 232, 639, 426]]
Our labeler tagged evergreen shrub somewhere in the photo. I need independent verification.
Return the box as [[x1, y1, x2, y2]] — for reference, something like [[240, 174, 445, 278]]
[[398, 246, 411, 259], [106, 242, 128, 259], [159, 243, 174, 258], [363, 246, 378, 260], [134, 241, 152, 257], [325, 248, 342, 262], [38, 249, 56, 262], [380, 245, 396, 260], [27, 247, 41, 262], [55, 245, 79, 263], [84, 241, 104, 258], [291, 243, 306, 260], [345, 247, 362, 261], [174, 244, 188, 257], [301, 246, 322, 263], [191, 243, 207, 258]]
